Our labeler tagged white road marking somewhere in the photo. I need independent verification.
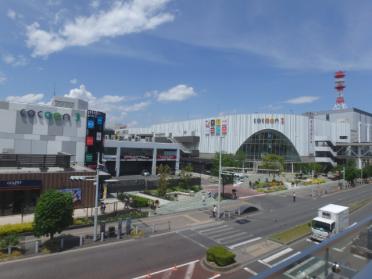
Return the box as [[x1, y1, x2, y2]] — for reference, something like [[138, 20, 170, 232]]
[[184, 261, 196, 279], [348, 222, 357, 228], [239, 193, 266, 199], [131, 260, 199, 279], [244, 267, 258, 275], [204, 228, 236, 238], [208, 274, 221, 279], [258, 260, 272, 267], [332, 247, 343, 252], [272, 251, 301, 267], [228, 237, 262, 249], [215, 232, 248, 242], [197, 225, 228, 234], [352, 254, 367, 261], [178, 232, 208, 249], [261, 248, 293, 264]]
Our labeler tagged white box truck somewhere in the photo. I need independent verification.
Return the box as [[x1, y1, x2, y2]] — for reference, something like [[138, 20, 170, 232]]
[[311, 204, 349, 242]]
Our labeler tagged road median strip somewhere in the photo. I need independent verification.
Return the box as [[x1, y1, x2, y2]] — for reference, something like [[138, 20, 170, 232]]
[[269, 222, 312, 245]]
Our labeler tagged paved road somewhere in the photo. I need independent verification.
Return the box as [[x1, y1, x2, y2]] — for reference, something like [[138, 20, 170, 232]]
[[0, 184, 371, 279]]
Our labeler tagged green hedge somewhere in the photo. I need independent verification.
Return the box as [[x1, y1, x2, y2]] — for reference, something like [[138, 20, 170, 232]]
[[0, 223, 33, 237], [206, 246, 236, 266], [130, 195, 151, 208]]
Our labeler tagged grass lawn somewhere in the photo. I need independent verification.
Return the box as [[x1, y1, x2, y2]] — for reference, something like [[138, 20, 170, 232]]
[[349, 197, 372, 213], [270, 222, 311, 245]]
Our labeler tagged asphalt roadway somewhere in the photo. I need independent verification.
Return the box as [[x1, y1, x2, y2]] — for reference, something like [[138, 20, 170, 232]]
[[0, 184, 371, 279]]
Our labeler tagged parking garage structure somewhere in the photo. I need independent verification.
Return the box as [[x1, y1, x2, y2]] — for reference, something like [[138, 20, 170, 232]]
[[103, 139, 182, 177]]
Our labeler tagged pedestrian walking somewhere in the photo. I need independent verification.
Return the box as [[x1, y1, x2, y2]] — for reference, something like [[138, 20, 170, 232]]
[[212, 205, 217, 218], [100, 202, 106, 214], [292, 191, 296, 203]]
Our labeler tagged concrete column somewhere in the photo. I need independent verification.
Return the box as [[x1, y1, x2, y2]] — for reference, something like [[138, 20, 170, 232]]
[[152, 148, 157, 175], [175, 148, 180, 175], [367, 124, 370, 142], [115, 147, 121, 177]]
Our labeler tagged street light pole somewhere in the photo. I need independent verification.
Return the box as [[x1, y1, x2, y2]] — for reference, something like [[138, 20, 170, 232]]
[[217, 136, 222, 219], [343, 166, 346, 188], [93, 152, 100, 241]]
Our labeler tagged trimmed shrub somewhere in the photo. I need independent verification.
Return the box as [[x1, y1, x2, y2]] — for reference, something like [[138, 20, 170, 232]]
[[0, 234, 20, 249], [130, 195, 151, 208], [0, 223, 33, 237], [206, 246, 236, 266]]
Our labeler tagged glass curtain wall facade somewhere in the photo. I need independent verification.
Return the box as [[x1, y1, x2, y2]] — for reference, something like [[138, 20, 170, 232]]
[[238, 129, 300, 162]]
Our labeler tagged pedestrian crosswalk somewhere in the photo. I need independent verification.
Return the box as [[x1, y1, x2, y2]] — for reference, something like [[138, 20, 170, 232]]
[[192, 224, 258, 248], [258, 247, 301, 268]]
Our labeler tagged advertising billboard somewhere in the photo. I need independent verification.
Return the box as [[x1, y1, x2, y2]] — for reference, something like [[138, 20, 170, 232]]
[[85, 110, 106, 168], [59, 188, 82, 204], [206, 118, 227, 136]]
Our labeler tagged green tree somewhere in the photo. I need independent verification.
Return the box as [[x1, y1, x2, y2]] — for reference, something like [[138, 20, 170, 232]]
[[261, 154, 284, 172], [33, 191, 73, 240], [362, 165, 372, 178], [179, 163, 193, 189], [158, 164, 171, 197], [234, 150, 246, 169], [345, 167, 358, 184], [211, 153, 240, 176], [297, 163, 323, 175]]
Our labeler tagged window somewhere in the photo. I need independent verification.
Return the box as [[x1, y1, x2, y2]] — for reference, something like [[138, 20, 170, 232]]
[[237, 129, 300, 162], [326, 113, 330, 121], [339, 136, 348, 139]]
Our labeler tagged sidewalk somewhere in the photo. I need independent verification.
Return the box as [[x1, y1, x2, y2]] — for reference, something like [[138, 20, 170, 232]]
[[0, 200, 126, 226]]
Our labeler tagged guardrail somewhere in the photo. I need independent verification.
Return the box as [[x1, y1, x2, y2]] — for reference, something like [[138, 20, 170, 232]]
[[251, 215, 372, 279]]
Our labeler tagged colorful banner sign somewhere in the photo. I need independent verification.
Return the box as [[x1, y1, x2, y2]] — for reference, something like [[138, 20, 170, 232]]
[[216, 126, 221, 136], [205, 118, 228, 136], [59, 188, 82, 204]]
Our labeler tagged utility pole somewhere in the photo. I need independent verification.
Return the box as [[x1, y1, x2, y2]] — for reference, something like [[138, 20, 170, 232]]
[[343, 166, 346, 188], [217, 136, 222, 219], [93, 152, 100, 241]]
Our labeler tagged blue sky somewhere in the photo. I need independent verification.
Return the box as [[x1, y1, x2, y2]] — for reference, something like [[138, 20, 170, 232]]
[[1, 0, 372, 127]]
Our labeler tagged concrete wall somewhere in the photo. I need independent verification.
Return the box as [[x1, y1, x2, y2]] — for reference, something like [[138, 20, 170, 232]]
[[126, 113, 351, 157], [0, 101, 87, 164]]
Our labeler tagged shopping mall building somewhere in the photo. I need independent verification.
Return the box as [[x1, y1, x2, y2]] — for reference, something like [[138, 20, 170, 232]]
[[0, 96, 108, 215], [118, 108, 372, 168]]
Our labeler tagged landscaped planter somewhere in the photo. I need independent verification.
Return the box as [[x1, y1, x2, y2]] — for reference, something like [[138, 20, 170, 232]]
[[201, 256, 240, 272]]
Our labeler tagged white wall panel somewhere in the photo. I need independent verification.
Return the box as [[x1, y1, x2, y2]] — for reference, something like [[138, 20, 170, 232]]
[[0, 110, 16, 133]]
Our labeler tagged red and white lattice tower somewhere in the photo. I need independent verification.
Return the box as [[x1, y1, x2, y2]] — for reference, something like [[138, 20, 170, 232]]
[[333, 71, 347, 110]]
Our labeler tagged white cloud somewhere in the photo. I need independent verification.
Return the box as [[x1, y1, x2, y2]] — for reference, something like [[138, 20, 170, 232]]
[[124, 101, 150, 112], [157, 84, 197, 102], [6, 93, 44, 103], [101, 95, 126, 103], [64, 84, 149, 127], [0, 73, 7, 84], [65, 84, 95, 102], [26, 0, 174, 57], [7, 9, 17, 20], [2, 54, 28, 67], [285, 96, 320, 105], [70, 78, 78, 84]]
